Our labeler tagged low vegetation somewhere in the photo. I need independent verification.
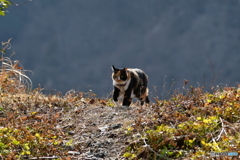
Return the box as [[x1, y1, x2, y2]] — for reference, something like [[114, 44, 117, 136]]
[[123, 86, 240, 159], [0, 41, 239, 159]]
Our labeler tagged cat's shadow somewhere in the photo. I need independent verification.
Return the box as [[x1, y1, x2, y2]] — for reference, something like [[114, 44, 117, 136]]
[[114, 106, 132, 111]]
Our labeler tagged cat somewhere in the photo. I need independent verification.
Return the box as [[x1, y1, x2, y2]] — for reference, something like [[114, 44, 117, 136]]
[[111, 65, 150, 107]]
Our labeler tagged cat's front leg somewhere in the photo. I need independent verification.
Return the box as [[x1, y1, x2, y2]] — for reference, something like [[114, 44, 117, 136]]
[[122, 89, 132, 107], [113, 87, 121, 107], [122, 97, 132, 107]]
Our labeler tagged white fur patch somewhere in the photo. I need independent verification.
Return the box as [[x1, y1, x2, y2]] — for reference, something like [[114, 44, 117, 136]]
[[130, 91, 136, 98], [112, 80, 125, 86], [113, 79, 131, 92], [113, 101, 121, 107], [123, 79, 131, 91]]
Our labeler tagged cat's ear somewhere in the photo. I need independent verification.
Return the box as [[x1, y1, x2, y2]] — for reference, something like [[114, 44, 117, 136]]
[[111, 65, 118, 72]]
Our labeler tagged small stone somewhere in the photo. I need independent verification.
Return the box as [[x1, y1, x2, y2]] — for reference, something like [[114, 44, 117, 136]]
[[115, 106, 132, 111], [98, 125, 109, 132], [68, 151, 80, 155], [94, 142, 102, 147], [94, 152, 106, 158], [68, 131, 75, 135], [110, 123, 122, 130], [107, 133, 117, 138]]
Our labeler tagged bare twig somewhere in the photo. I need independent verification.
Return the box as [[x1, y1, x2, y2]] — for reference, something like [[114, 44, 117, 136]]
[[1, 38, 12, 52], [207, 58, 216, 87], [142, 137, 161, 157], [211, 133, 221, 150], [202, 74, 206, 89], [161, 76, 175, 99], [9, 0, 32, 6], [206, 57, 224, 91], [29, 156, 61, 159], [216, 117, 227, 141], [1, 56, 32, 90]]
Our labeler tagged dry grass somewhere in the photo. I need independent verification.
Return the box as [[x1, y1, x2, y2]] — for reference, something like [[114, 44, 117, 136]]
[[0, 39, 32, 93]]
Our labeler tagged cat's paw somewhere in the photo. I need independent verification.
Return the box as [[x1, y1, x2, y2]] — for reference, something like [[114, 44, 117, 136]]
[[115, 105, 131, 111], [122, 106, 131, 110]]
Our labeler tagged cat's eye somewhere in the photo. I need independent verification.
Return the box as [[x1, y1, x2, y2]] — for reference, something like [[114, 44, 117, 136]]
[[120, 76, 124, 78]]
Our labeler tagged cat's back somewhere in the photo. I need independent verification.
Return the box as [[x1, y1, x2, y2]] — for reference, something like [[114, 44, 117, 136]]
[[127, 68, 148, 81], [127, 68, 148, 78]]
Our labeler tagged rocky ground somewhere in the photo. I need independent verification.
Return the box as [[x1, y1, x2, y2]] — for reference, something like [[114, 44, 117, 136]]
[[62, 104, 148, 160]]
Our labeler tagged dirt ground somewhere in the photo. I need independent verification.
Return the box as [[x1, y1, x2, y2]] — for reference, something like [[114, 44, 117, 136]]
[[60, 103, 148, 160]]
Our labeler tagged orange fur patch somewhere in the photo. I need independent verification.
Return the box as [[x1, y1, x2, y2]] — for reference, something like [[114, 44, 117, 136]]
[[112, 70, 131, 84]]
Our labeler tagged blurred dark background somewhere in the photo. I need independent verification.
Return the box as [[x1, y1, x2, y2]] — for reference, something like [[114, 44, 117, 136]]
[[1, 0, 240, 97]]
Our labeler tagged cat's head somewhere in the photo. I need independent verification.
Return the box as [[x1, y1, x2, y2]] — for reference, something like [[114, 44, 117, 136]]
[[111, 65, 130, 84]]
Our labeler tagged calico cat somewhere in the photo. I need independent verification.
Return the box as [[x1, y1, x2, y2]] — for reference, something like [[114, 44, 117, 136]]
[[111, 65, 150, 107]]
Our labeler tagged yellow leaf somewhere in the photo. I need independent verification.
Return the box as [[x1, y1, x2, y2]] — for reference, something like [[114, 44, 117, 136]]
[[127, 127, 134, 131], [206, 99, 212, 103], [219, 95, 225, 99], [23, 144, 30, 150], [53, 141, 59, 145], [31, 112, 37, 115], [51, 135, 57, 139], [201, 140, 206, 145], [203, 119, 210, 123], [35, 133, 41, 138], [12, 139, 20, 145], [188, 139, 195, 144], [123, 152, 133, 158]]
